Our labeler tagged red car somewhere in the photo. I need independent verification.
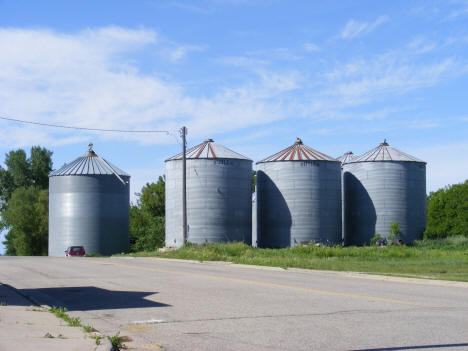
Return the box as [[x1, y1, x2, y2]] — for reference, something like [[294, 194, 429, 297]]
[[65, 246, 86, 257]]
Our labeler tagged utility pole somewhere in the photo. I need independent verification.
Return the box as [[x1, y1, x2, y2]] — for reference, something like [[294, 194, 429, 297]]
[[180, 126, 188, 244]]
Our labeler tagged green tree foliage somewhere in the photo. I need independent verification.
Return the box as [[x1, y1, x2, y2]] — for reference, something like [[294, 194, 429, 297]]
[[388, 221, 401, 245], [252, 170, 257, 193], [30, 146, 53, 189], [0, 146, 52, 210], [425, 180, 468, 238], [139, 176, 165, 216], [1, 187, 49, 255], [129, 176, 166, 251], [0, 146, 53, 255]]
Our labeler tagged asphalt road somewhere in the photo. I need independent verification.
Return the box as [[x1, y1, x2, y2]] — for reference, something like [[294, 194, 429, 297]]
[[1, 256, 467, 351]]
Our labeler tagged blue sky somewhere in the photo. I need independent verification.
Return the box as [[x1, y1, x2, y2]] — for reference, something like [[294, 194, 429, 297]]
[[0, 1, 467, 218]]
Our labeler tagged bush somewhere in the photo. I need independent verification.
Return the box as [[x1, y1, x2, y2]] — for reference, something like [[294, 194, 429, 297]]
[[388, 222, 401, 245], [370, 233, 381, 246], [425, 180, 468, 239]]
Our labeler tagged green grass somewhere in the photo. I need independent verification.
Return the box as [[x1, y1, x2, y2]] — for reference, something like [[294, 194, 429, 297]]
[[48, 306, 127, 349], [108, 332, 128, 350], [117, 236, 468, 282], [49, 306, 81, 327]]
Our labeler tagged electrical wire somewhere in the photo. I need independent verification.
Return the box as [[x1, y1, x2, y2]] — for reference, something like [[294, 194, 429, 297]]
[[0, 116, 171, 134]]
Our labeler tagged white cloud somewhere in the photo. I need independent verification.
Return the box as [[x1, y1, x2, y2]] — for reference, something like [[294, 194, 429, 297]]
[[445, 1, 468, 20], [0, 27, 302, 148], [407, 37, 437, 54], [302, 43, 320, 52], [0, 26, 466, 154], [164, 44, 206, 62], [218, 55, 268, 68], [341, 15, 389, 39], [321, 51, 457, 108]]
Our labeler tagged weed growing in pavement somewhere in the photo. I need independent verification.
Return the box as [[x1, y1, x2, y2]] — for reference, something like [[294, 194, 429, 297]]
[[50, 306, 81, 327], [43, 332, 54, 338], [49, 306, 127, 349], [108, 332, 128, 349], [83, 324, 95, 333], [91, 335, 103, 345]]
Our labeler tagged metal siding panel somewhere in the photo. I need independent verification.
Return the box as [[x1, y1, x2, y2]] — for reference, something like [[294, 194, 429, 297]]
[[343, 161, 426, 245], [257, 160, 342, 248], [48, 175, 130, 256], [165, 158, 252, 248]]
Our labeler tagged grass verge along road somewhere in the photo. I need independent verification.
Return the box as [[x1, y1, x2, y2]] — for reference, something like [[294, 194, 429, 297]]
[[118, 236, 468, 282]]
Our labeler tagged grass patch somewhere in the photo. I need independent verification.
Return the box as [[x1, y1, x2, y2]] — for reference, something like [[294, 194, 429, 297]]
[[50, 306, 81, 327], [108, 332, 129, 349], [118, 236, 468, 282], [49, 306, 128, 349], [82, 324, 95, 333]]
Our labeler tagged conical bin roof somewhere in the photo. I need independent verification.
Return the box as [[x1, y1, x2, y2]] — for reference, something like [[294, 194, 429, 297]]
[[257, 138, 337, 163], [166, 138, 251, 161], [50, 144, 130, 177], [350, 140, 425, 163]]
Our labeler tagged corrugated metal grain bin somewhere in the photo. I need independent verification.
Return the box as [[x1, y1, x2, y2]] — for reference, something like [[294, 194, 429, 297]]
[[48, 144, 130, 256], [338, 151, 358, 242], [165, 139, 252, 247], [343, 140, 426, 245], [337, 151, 357, 165], [256, 138, 342, 247]]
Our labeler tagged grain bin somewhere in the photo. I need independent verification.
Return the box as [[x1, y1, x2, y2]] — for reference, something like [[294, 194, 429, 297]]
[[337, 151, 358, 243], [343, 140, 426, 245], [48, 144, 130, 256], [165, 139, 252, 247], [256, 138, 342, 248], [337, 151, 357, 164]]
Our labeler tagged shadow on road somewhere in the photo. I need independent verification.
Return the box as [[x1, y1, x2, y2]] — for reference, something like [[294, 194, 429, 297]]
[[18, 286, 171, 311], [350, 343, 468, 350]]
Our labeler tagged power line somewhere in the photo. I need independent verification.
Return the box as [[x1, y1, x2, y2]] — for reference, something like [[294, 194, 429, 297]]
[[0, 116, 171, 134]]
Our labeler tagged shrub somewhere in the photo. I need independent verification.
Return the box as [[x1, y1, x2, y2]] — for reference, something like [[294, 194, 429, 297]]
[[388, 222, 401, 245], [425, 180, 468, 239]]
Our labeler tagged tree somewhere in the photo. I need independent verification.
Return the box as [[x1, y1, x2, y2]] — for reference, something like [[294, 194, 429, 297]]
[[252, 170, 257, 193], [129, 207, 165, 252], [30, 146, 53, 189], [425, 180, 468, 238], [0, 146, 52, 210], [129, 177, 166, 251], [1, 187, 49, 255], [138, 176, 165, 216], [0, 146, 53, 255]]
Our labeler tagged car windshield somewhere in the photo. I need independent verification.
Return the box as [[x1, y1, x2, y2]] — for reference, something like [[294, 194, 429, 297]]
[[71, 247, 83, 251]]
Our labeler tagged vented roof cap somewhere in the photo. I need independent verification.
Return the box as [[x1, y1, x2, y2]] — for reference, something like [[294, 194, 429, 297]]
[[337, 151, 358, 164], [257, 138, 338, 163], [50, 143, 130, 177], [350, 140, 425, 163], [166, 139, 251, 161]]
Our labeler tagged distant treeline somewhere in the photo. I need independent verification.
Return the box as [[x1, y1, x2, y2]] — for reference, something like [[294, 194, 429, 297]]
[[1, 146, 467, 255]]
